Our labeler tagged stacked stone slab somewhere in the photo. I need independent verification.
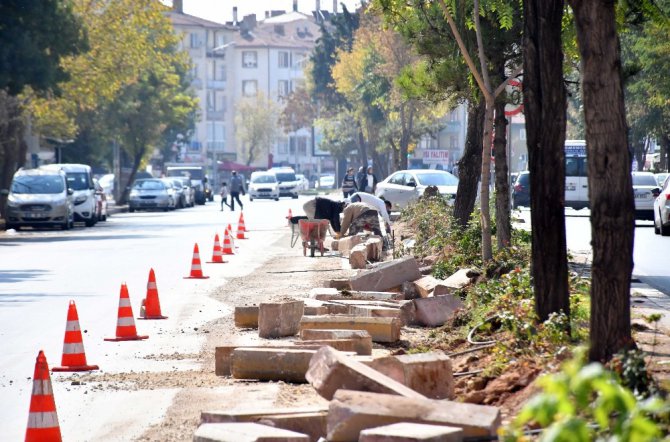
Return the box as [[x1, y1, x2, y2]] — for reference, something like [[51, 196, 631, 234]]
[[433, 269, 476, 296], [411, 275, 443, 298], [360, 423, 464, 442], [300, 315, 402, 343], [327, 390, 501, 441], [194, 422, 309, 442], [350, 256, 422, 292], [300, 329, 372, 356], [306, 346, 427, 400], [200, 407, 328, 442], [400, 295, 463, 327], [365, 352, 454, 399], [235, 306, 260, 328], [258, 300, 304, 338], [349, 244, 369, 269], [231, 348, 318, 383]]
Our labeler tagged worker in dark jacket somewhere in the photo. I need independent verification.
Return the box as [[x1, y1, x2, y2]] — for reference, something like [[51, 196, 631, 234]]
[[341, 167, 358, 198], [229, 170, 245, 211], [302, 197, 347, 233]]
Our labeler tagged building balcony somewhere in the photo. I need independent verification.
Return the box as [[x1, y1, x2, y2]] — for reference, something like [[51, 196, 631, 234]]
[[207, 141, 226, 152], [191, 78, 203, 89], [207, 80, 227, 90], [445, 121, 461, 133]]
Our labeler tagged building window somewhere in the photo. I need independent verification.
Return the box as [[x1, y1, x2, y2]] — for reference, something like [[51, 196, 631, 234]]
[[277, 138, 288, 154], [217, 93, 226, 112], [278, 80, 289, 98], [297, 137, 308, 155], [449, 135, 458, 149], [242, 80, 257, 96], [189, 63, 198, 79], [206, 91, 215, 111], [190, 33, 202, 48], [207, 122, 226, 151], [278, 51, 290, 68], [242, 51, 257, 68], [208, 61, 227, 81], [215, 32, 226, 49]]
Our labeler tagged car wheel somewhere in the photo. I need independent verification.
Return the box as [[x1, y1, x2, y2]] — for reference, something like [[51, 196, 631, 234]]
[[249, 197, 253, 201], [654, 215, 660, 234], [85, 217, 96, 227], [101, 213, 107, 221], [5, 223, 15, 230], [61, 219, 70, 230], [292, 194, 299, 199], [661, 220, 670, 237], [274, 197, 279, 201], [129, 207, 135, 213]]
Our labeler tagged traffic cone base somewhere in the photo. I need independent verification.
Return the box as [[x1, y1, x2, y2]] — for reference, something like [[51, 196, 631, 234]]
[[26, 351, 62, 442], [105, 284, 149, 341], [139, 268, 168, 319], [184, 243, 210, 279], [207, 233, 227, 264], [237, 212, 247, 239], [222, 228, 235, 255], [52, 300, 99, 372]]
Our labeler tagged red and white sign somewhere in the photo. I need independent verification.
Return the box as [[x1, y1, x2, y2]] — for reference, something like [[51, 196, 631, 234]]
[[423, 150, 450, 165], [504, 79, 524, 116]]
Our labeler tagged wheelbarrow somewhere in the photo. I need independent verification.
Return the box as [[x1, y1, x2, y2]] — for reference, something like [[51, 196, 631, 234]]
[[297, 219, 330, 257]]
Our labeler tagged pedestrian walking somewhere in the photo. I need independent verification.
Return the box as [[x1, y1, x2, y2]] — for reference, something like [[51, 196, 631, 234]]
[[341, 167, 358, 198], [220, 182, 230, 211], [355, 166, 366, 193], [229, 170, 245, 211], [362, 166, 378, 194]]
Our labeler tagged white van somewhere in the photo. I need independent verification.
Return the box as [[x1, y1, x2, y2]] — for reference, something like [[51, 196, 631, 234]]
[[564, 140, 589, 210], [269, 167, 300, 199], [41, 164, 97, 226]]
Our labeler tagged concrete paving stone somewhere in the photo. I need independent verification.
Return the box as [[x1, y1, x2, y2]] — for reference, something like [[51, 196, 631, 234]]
[[309, 288, 340, 299], [350, 256, 422, 292], [199, 408, 327, 442], [337, 234, 367, 256], [306, 346, 426, 401], [294, 338, 372, 355], [235, 306, 260, 328], [258, 300, 304, 338], [412, 275, 443, 298], [359, 422, 463, 442], [348, 305, 401, 320], [365, 237, 383, 262], [327, 390, 501, 441], [350, 244, 369, 269], [300, 329, 372, 341], [433, 269, 475, 296], [230, 348, 318, 383], [299, 315, 402, 343], [367, 352, 454, 399], [326, 279, 351, 290], [193, 422, 309, 442], [400, 295, 463, 327]]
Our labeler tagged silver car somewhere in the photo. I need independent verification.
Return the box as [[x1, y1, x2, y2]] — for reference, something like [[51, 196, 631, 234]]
[[5, 168, 74, 230], [632, 172, 658, 221], [128, 179, 175, 212], [376, 169, 459, 209]]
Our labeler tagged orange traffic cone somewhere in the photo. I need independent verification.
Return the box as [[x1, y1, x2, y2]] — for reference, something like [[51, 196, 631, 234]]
[[236, 212, 247, 239], [105, 284, 148, 341], [227, 223, 237, 249], [52, 301, 99, 372], [207, 233, 226, 263], [184, 243, 209, 279], [140, 268, 167, 319], [25, 351, 62, 442], [286, 208, 293, 220], [222, 228, 235, 255]]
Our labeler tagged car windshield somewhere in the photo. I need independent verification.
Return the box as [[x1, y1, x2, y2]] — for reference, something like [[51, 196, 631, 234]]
[[11, 175, 65, 194], [167, 168, 203, 180], [66, 172, 90, 190], [172, 180, 183, 188], [253, 175, 276, 183], [275, 172, 296, 182], [633, 175, 657, 186], [133, 180, 164, 190], [415, 172, 459, 186]]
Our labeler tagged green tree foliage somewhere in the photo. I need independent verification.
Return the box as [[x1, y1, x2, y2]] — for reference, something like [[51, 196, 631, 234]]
[[314, 108, 360, 159], [234, 92, 279, 166], [0, 0, 86, 95]]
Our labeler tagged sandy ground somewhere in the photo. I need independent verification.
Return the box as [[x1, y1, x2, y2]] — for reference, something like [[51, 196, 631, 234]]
[[122, 230, 351, 441]]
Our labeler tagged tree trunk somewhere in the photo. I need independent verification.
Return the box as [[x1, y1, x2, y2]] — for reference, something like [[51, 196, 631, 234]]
[[454, 100, 484, 228], [570, 0, 635, 362], [479, 98, 495, 261], [0, 92, 26, 218], [523, 0, 570, 323], [493, 100, 511, 249], [660, 133, 669, 172], [358, 128, 368, 167], [117, 151, 143, 205]]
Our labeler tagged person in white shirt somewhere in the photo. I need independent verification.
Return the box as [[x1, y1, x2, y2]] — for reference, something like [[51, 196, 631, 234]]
[[349, 192, 392, 233]]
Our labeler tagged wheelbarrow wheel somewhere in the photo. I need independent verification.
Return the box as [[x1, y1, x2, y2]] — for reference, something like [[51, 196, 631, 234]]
[[310, 239, 316, 257]]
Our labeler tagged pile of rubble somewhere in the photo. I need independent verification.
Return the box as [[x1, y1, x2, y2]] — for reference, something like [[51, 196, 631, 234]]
[[196, 255, 498, 442]]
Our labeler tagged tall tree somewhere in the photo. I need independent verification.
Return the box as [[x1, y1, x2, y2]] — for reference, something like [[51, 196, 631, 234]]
[[234, 92, 279, 166], [569, 0, 635, 362], [523, 0, 570, 323]]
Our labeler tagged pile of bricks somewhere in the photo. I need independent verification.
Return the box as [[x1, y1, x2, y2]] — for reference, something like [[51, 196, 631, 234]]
[[201, 256, 490, 441]]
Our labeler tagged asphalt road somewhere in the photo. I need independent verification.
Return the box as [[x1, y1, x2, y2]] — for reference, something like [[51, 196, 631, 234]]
[[0, 194, 308, 441], [516, 207, 670, 293]]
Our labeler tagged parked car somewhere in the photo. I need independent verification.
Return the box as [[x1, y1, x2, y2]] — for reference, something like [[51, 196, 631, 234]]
[[375, 169, 459, 209], [269, 167, 300, 198], [128, 179, 175, 212], [93, 178, 108, 221], [174, 177, 195, 207], [98, 173, 114, 199], [248, 172, 280, 201], [655, 173, 669, 188], [632, 171, 659, 221], [165, 178, 187, 209], [512, 171, 530, 209], [654, 173, 670, 235], [318, 174, 336, 189], [295, 173, 309, 192], [4, 168, 74, 230], [40, 163, 97, 226]]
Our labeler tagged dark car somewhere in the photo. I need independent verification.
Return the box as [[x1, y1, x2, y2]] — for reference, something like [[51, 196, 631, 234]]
[[512, 171, 530, 209]]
